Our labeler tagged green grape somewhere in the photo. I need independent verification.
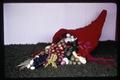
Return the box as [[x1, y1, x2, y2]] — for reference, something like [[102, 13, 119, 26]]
[[69, 61, 72, 65], [77, 61, 81, 65], [71, 57, 74, 61]]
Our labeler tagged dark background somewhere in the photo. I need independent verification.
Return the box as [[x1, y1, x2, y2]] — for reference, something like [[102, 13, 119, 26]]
[[1, 0, 119, 79]]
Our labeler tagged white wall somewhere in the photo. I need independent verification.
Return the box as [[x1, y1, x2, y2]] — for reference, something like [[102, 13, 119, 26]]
[[4, 3, 117, 45]]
